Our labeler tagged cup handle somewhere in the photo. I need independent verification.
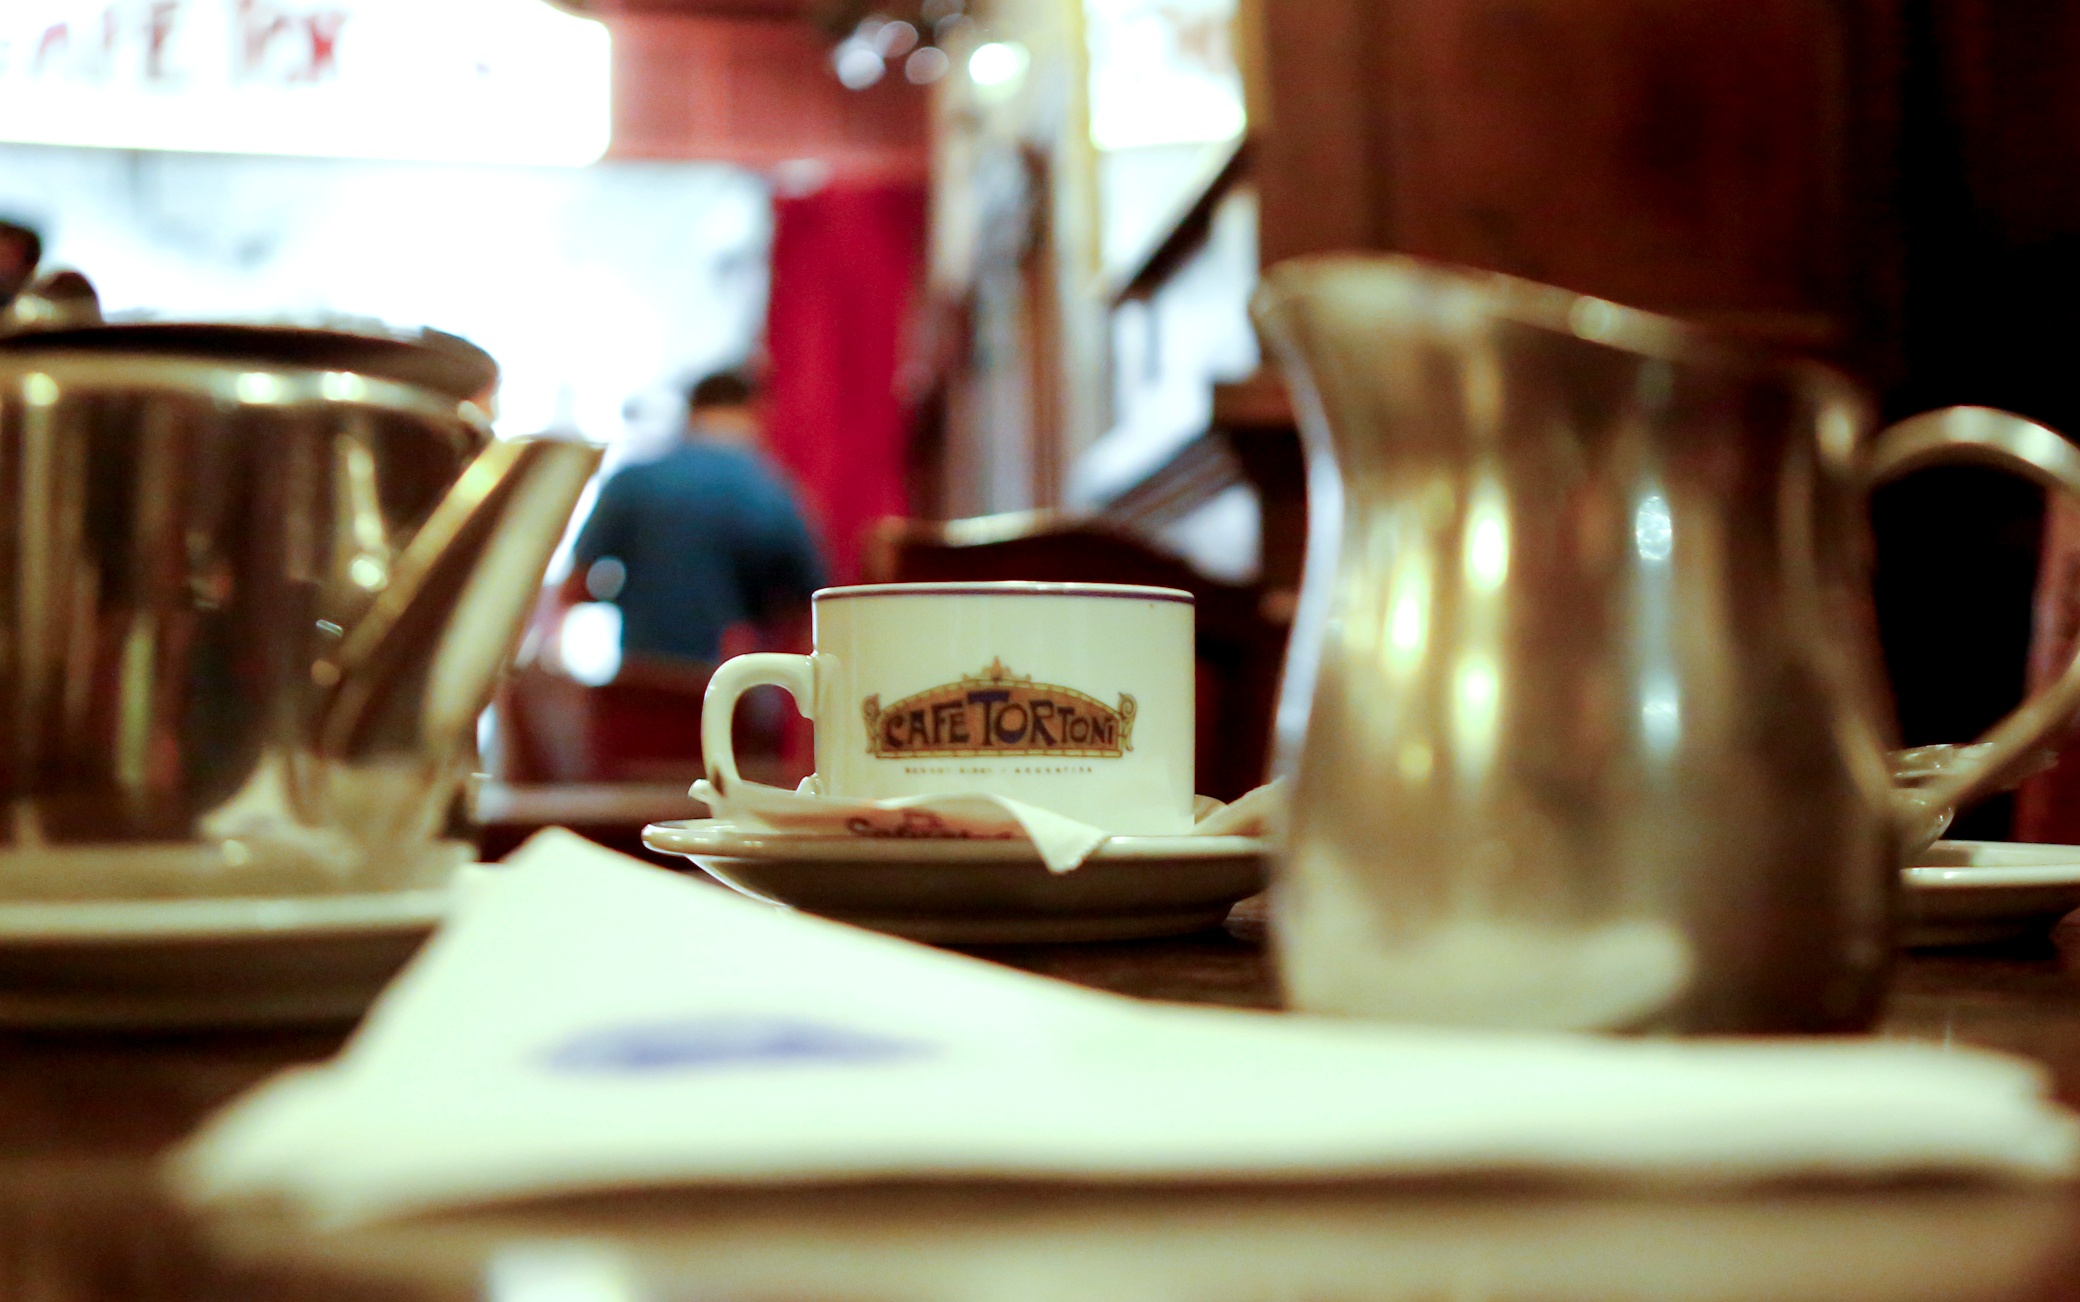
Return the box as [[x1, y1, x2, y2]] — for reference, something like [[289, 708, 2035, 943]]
[[1867, 406, 2080, 826], [702, 653, 816, 800]]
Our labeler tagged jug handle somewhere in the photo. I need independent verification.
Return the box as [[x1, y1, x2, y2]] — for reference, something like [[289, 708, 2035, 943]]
[[1867, 406, 2080, 829]]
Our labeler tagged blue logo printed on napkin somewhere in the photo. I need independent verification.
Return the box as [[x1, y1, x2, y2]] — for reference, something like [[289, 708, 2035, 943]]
[[540, 1016, 932, 1074]]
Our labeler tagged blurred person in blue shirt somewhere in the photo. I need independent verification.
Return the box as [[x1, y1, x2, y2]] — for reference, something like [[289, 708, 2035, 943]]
[[566, 370, 825, 666]]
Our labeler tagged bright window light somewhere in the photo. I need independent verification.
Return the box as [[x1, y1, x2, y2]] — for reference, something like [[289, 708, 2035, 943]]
[[1083, 0, 1245, 149]]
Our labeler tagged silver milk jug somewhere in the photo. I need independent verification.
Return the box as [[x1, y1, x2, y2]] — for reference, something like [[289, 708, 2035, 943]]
[[1252, 255, 2080, 1033], [0, 321, 600, 898]]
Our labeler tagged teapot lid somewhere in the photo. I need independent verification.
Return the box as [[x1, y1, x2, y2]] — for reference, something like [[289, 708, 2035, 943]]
[[0, 320, 499, 403]]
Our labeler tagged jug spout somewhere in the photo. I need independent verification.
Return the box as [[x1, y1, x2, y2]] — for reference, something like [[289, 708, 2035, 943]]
[[312, 435, 602, 811]]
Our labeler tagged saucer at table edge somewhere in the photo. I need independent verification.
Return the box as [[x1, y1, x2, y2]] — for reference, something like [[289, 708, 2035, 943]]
[[642, 819, 1268, 944], [1903, 840, 2080, 947], [0, 889, 448, 1028]]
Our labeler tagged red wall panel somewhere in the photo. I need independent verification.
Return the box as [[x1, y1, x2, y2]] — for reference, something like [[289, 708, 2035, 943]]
[[606, 14, 928, 174]]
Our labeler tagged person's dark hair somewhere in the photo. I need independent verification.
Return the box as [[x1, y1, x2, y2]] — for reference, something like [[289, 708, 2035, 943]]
[[688, 370, 756, 412]]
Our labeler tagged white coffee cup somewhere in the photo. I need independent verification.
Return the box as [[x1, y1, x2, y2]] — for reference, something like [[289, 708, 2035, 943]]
[[701, 581, 1197, 834]]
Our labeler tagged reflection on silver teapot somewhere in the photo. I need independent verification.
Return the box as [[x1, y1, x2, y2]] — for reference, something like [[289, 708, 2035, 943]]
[[1253, 255, 2080, 1034], [0, 314, 600, 898]]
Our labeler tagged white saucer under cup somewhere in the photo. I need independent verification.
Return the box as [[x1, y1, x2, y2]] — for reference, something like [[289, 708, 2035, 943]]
[[702, 582, 1197, 834], [643, 820, 1268, 944]]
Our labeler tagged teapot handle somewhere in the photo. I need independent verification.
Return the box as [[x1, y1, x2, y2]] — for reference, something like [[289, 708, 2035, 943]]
[[1867, 406, 2080, 829]]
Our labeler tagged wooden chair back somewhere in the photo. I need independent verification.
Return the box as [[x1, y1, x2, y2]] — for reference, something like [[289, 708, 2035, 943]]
[[491, 654, 790, 788]]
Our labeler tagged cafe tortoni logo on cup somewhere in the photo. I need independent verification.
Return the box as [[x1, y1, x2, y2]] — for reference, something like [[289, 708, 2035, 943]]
[[862, 658, 1137, 759]]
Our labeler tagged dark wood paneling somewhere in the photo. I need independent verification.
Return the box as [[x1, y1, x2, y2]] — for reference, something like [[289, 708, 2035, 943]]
[[1253, 0, 1908, 368], [1897, 0, 2080, 428], [1253, 0, 1384, 267], [1376, 0, 1846, 317]]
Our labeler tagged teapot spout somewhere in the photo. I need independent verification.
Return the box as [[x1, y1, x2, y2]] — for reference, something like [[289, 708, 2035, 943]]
[[314, 436, 603, 775]]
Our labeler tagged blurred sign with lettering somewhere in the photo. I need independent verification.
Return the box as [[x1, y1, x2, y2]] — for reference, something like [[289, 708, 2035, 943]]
[[0, 0, 610, 164]]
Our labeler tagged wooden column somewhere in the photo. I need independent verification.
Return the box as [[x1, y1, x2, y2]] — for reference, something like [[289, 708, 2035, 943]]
[[1251, 0, 1907, 375]]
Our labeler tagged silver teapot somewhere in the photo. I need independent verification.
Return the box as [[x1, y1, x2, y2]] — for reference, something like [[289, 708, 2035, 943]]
[[0, 311, 599, 898], [1253, 254, 2080, 1033]]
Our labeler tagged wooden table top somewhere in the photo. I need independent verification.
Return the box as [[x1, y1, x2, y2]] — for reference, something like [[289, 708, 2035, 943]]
[[8, 907, 2080, 1300]]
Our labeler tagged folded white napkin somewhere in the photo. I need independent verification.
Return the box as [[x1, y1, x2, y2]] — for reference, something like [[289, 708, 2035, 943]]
[[167, 831, 2080, 1227], [690, 778, 1283, 873]]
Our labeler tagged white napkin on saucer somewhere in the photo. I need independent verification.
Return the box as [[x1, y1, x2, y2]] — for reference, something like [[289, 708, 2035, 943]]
[[690, 778, 1283, 873], [166, 831, 2080, 1227]]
